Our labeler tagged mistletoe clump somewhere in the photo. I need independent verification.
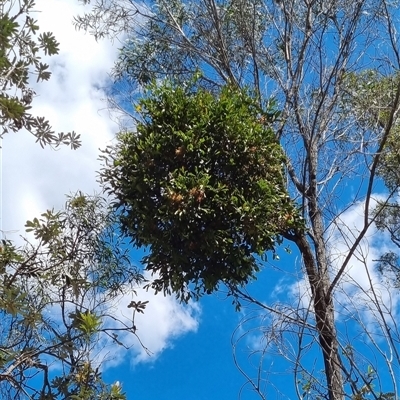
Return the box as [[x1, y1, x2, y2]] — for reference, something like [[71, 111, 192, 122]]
[[101, 81, 300, 300]]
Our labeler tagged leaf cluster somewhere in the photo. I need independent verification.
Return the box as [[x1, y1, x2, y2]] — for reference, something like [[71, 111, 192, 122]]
[[345, 71, 400, 289], [76, 0, 266, 90], [341, 70, 400, 129], [373, 202, 400, 288], [0, 194, 141, 399], [52, 361, 126, 400], [101, 81, 301, 300], [0, 0, 80, 148], [341, 70, 400, 189]]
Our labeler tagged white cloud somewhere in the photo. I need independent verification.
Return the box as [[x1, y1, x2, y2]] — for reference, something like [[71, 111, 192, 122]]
[[99, 278, 201, 368], [0, 0, 201, 369], [285, 197, 400, 334], [328, 198, 400, 329], [1, 0, 118, 236]]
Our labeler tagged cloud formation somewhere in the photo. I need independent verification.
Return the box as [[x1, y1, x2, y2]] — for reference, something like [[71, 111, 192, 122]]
[[100, 277, 201, 368], [2, 0, 118, 235], [284, 197, 400, 347]]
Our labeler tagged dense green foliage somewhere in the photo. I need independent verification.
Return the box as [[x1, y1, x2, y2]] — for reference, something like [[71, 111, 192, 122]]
[[0, 0, 80, 148], [101, 81, 301, 300], [0, 194, 141, 399]]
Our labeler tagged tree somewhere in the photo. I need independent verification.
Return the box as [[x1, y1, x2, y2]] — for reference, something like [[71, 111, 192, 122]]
[[101, 80, 301, 301], [77, 1, 400, 399], [0, 0, 80, 148], [0, 193, 143, 399]]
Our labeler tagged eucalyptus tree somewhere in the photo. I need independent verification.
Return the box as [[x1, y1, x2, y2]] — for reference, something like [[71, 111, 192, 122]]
[[76, 1, 400, 399], [0, 193, 143, 399]]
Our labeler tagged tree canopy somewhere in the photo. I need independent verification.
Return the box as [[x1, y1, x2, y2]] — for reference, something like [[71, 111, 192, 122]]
[[101, 81, 302, 301]]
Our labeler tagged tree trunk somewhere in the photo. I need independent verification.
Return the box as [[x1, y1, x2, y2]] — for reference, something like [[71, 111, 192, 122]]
[[295, 233, 344, 400]]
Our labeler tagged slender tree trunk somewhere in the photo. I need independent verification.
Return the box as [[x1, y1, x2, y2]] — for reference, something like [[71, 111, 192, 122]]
[[295, 232, 343, 400], [291, 138, 344, 399]]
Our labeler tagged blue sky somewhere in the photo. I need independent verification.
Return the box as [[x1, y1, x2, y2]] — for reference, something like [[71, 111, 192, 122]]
[[101, 260, 303, 400], [2, 0, 400, 399], [107, 295, 247, 399]]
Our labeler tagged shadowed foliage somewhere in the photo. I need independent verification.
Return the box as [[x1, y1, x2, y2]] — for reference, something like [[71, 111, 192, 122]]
[[101, 81, 301, 301]]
